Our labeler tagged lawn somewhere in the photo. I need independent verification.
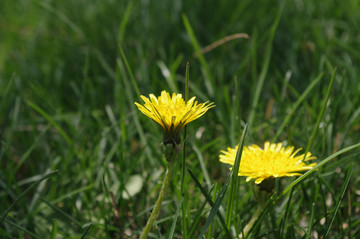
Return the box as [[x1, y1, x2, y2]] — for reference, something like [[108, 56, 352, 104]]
[[1, 0, 360, 238]]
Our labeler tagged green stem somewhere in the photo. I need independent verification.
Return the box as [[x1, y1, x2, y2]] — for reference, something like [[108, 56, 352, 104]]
[[140, 162, 175, 239]]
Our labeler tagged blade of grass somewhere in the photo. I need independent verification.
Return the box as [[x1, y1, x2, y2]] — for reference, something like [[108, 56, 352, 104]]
[[117, 1, 133, 43], [36, 0, 85, 39], [118, 44, 141, 99], [14, 124, 51, 173], [247, 4, 283, 129], [168, 196, 184, 239], [27, 101, 72, 145], [304, 68, 337, 156], [279, 186, 295, 238], [245, 193, 276, 238], [273, 73, 323, 141], [192, 144, 211, 187], [279, 142, 360, 199], [188, 169, 232, 238], [51, 219, 58, 239], [248, 142, 360, 238], [81, 223, 93, 239], [307, 202, 316, 236], [182, 14, 214, 97], [188, 186, 214, 237], [324, 163, 353, 238], [3, 219, 40, 239], [226, 124, 248, 228], [40, 198, 83, 228], [1, 170, 59, 223], [116, 58, 155, 165], [181, 62, 190, 239], [197, 170, 233, 239]]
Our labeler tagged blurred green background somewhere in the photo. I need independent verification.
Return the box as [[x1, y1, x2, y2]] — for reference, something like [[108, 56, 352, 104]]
[[1, 0, 360, 238]]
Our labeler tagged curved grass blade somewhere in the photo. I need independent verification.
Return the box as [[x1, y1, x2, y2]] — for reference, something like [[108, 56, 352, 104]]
[[278, 142, 360, 199], [247, 142, 360, 238], [1, 170, 59, 223], [27, 101, 72, 145], [188, 169, 232, 238], [3, 219, 40, 239], [324, 163, 353, 238]]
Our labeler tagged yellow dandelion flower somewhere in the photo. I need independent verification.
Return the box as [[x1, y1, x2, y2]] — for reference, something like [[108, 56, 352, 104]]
[[135, 90, 215, 145], [219, 141, 317, 184]]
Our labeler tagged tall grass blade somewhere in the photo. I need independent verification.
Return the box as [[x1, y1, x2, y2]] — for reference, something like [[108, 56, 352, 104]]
[[188, 187, 213, 237], [304, 68, 337, 156], [226, 124, 248, 228], [182, 14, 214, 97], [181, 62, 190, 239], [188, 169, 232, 238], [273, 73, 323, 141], [168, 196, 183, 239], [247, 4, 283, 129], [197, 171, 233, 239], [118, 44, 141, 98]]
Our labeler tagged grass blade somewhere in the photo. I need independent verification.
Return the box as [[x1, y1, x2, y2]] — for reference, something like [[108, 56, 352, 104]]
[[188, 169, 232, 238], [188, 186, 214, 237], [81, 223, 93, 239], [182, 14, 214, 97], [168, 196, 184, 239], [226, 124, 248, 228], [51, 219, 58, 239], [197, 171, 232, 239], [278, 142, 360, 199], [273, 73, 323, 141], [40, 198, 83, 228], [27, 101, 72, 145], [247, 4, 283, 129], [324, 163, 353, 238], [304, 68, 337, 156], [1, 170, 59, 223], [181, 62, 190, 239], [118, 44, 141, 99], [3, 219, 40, 239]]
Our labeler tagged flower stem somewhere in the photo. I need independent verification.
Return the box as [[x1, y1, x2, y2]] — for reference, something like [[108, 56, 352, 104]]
[[140, 162, 175, 239]]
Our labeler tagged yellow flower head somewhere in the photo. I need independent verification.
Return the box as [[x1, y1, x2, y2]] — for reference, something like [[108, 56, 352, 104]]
[[219, 142, 317, 184], [135, 90, 215, 145]]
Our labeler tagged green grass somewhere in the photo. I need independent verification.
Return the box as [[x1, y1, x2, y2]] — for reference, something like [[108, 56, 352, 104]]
[[1, 0, 360, 238]]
